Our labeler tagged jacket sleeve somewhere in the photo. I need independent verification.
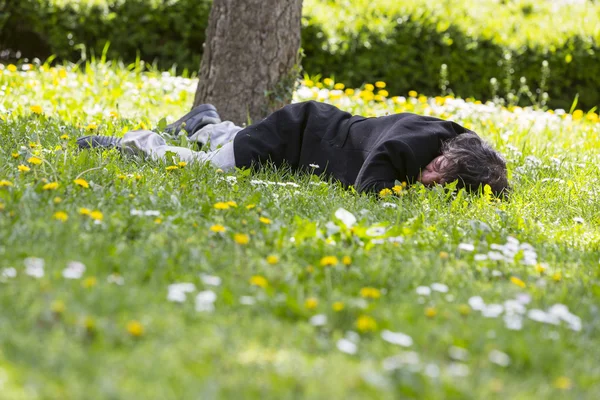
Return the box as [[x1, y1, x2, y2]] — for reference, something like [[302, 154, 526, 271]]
[[354, 139, 413, 193], [354, 130, 444, 194]]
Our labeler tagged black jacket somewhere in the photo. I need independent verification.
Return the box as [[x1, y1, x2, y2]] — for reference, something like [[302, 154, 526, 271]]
[[233, 101, 472, 193]]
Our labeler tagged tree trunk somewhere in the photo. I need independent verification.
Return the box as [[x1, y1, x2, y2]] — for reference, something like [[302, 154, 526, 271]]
[[193, 0, 303, 126]]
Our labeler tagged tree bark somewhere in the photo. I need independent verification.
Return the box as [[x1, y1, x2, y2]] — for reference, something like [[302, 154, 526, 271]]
[[193, 0, 303, 126]]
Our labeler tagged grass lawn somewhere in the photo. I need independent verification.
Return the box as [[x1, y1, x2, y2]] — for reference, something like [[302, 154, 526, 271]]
[[0, 61, 599, 399]]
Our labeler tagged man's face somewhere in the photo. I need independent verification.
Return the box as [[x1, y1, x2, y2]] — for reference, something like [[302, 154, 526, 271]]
[[418, 155, 448, 186]]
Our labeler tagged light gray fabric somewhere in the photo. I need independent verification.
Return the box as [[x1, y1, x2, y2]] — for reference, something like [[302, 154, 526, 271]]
[[188, 121, 243, 151], [121, 121, 242, 171]]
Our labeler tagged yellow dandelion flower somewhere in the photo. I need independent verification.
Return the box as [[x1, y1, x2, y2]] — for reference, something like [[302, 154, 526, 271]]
[[259, 216, 272, 224], [79, 207, 91, 216], [226, 201, 238, 208], [418, 95, 428, 104], [109, 111, 119, 118], [320, 256, 338, 267], [249, 275, 268, 288], [11, 152, 19, 158], [89, 210, 103, 221], [86, 123, 98, 130], [245, 204, 256, 210], [53, 211, 68, 222], [360, 287, 381, 299], [29, 142, 37, 148], [74, 178, 89, 188], [334, 83, 345, 90], [213, 202, 230, 210], [408, 90, 418, 98], [572, 110, 583, 121], [165, 165, 179, 171], [392, 185, 404, 195], [458, 304, 471, 315], [364, 83, 374, 92], [234, 233, 250, 245], [303, 79, 314, 87], [209, 224, 226, 233], [266, 255, 279, 265], [126, 320, 144, 337], [0, 180, 14, 187], [361, 91, 375, 101], [439, 251, 449, 260], [30, 105, 43, 115], [7, 64, 17, 72], [345, 88, 355, 96], [552, 271, 562, 282], [53, 197, 62, 204], [18, 165, 31, 172], [42, 182, 59, 190], [379, 188, 393, 198], [51, 300, 66, 314], [178, 161, 187, 168], [60, 134, 70, 140], [84, 317, 96, 332], [553, 376, 572, 390], [323, 78, 334, 87], [378, 89, 389, 97], [305, 297, 318, 310], [375, 81, 386, 88], [510, 276, 526, 288], [154, 218, 162, 224], [356, 315, 377, 332], [535, 263, 546, 274], [82, 276, 97, 288], [342, 255, 352, 265], [332, 301, 345, 312], [425, 307, 438, 318]]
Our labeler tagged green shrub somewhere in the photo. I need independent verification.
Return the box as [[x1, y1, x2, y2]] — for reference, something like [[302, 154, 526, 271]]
[[0, 0, 598, 109], [0, 0, 212, 72], [301, 0, 600, 110]]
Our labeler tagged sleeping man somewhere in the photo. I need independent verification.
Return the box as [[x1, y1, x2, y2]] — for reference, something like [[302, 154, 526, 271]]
[[77, 101, 509, 196]]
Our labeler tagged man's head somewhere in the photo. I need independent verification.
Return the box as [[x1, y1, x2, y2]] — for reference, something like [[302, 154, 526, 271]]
[[418, 133, 509, 196]]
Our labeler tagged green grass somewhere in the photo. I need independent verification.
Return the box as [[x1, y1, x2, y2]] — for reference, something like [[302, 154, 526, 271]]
[[1, 60, 600, 399], [304, 0, 600, 50]]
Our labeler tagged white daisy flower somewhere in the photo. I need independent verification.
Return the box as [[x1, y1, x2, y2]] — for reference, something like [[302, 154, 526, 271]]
[[489, 350, 511, 367], [62, 261, 86, 279], [416, 286, 431, 296], [195, 290, 217, 312], [334, 208, 357, 228], [381, 330, 413, 347], [200, 274, 222, 287], [24, 257, 44, 278], [458, 243, 475, 252], [336, 338, 357, 355]]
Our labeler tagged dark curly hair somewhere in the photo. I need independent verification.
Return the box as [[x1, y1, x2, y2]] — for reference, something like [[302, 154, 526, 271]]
[[440, 133, 509, 197]]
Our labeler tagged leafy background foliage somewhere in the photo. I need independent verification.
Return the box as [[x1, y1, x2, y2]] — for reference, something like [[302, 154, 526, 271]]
[[0, 0, 598, 109]]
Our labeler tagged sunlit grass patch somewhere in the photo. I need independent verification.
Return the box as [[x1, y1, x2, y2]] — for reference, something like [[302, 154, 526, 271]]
[[0, 61, 599, 398]]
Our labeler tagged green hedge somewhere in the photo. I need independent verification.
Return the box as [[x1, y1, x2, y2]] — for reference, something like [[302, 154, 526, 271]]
[[1, 0, 598, 110], [0, 0, 212, 72]]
